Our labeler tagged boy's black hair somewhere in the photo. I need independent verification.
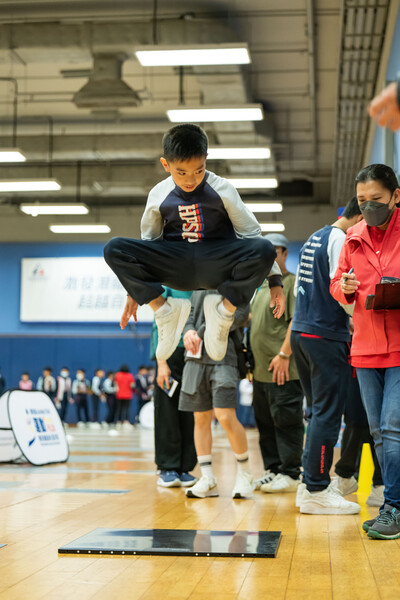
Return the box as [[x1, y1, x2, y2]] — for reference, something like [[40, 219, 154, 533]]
[[355, 164, 399, 194], [106, 371, 114, 377], [22, 372, 30, 376], [342, 196, 361, 219], [119, 364, 130, 373], [162, 124, 208, 162], [77, 368, 85, 373], [138, 365, 147, 371], [43, 367, 52, 373]]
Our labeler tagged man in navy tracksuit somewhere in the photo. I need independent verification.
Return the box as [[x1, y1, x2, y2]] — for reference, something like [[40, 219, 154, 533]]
[[104, 124, 284, 364], [291, 197, 363, 514]]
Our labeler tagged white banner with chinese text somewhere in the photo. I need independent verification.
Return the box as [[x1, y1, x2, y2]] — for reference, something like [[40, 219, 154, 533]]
[[20, 257, 154, 322]]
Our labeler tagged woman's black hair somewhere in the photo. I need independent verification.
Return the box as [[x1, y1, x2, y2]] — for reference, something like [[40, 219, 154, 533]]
[[355, 164, 399, 194], [119, 364, 130, 373]]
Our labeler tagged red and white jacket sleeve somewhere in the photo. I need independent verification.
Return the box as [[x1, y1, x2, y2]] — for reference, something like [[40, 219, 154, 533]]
[[330, 238, 355, 305]]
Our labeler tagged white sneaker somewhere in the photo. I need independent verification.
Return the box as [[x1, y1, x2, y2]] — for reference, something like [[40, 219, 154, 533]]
[[186, 476, 219, 498], [261, 473, 300, 493], [203, 294, 234, 361], [77, 421, 85, 428], [300, 487, 360, 514], [232, 471, 255, 499], [330, 475, 358, 496], [108, 428, 119, 437], [254, 470, 276, 491], [296, 482, 307, 507], [367, 485, 384, 507], [155, 298, 191, 361], [89, 422, 101, 430]]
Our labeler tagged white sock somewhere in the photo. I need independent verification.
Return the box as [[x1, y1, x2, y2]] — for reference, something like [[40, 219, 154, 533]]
[[217, 301, 234, 318], [235, 451, 250, 473], [198, 454, 214, 479], [154, 301, 171, 317]]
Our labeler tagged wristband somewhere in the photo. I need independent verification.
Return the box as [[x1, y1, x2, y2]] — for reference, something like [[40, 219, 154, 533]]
[[279, 351, 290, 359]]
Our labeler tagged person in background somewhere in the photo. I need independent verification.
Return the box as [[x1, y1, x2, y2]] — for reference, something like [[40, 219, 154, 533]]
[[152, 287, 197, 488], [250, 233, 304, 494], [291, 196, 363, 515], [19, 372, 34, 390], [237, 378, 256, 429], [56, 367, 73, 423], [114, 365, 135, 429], [36, 367, 56, 400], [331, 367, 384, 507], [72, 368, 90, 426], [0, 368, 6, 396], [134, 365, 151, 424], [330, 163, 400, 539], [180, 290, 253, 499], [91, 368, 105, 428], [103, 371, 118, 435]]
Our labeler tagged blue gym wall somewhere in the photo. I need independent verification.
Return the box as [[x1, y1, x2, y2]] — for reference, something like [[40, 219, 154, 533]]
[[0, 242, 153, 390], [0, 240, 303, 390]]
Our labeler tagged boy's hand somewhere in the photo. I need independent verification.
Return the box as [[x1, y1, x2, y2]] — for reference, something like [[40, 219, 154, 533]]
[[268, 354, 289, 386], [120, 295, 139, 329], [183, 329, 202, 355], [157, 360, 171, 391], [269, 286, 285, 319]]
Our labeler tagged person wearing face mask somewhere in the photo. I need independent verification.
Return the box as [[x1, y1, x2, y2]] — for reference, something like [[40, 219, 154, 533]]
[[331, 163, 400, 540], [72, 369, 91, 426], [56, 367, 73, 423]]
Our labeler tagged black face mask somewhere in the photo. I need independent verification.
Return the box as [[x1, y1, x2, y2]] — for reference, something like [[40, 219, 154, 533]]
[[359, 195, 394, 227]]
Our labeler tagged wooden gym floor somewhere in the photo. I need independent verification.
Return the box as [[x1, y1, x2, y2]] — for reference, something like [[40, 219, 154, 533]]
[[0, 425, 399, 600]]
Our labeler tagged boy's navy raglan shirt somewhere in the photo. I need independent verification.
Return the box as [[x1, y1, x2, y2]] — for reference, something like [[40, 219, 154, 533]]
[[141, 170, 261, 243]]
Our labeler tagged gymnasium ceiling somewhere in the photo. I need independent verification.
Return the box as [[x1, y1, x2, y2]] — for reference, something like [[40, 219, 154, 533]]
[[0, 0, 396, 241]]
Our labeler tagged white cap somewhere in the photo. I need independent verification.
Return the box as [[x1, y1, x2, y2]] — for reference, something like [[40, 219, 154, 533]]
[[263, 233, 290, 248]]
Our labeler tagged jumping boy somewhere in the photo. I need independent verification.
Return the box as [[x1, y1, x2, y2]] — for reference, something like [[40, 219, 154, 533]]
[[104, 124, 284, 362]]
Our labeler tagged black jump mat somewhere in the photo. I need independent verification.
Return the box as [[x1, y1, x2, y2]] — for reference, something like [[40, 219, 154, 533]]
[[58, 528, 281, 558]]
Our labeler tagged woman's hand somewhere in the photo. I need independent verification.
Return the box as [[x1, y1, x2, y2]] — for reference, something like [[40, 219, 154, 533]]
[[341, 271, 360, 295]]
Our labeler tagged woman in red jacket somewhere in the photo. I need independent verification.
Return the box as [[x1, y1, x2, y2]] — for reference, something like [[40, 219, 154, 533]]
[[330, 164, 400, 540], [115, 364, 135, 429]]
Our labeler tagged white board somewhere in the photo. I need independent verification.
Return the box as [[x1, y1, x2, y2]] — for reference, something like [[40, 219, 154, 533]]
[[20, 257, 154, 322]]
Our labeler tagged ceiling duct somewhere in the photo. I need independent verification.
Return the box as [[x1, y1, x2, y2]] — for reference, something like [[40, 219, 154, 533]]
[[73, 53, 141, 108]]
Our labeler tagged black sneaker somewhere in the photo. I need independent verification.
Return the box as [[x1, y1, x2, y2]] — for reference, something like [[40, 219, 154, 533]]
[[367, 505, 400, 540]]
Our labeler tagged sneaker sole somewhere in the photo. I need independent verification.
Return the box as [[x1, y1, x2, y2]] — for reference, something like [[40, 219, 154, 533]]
[[232, 492, 253, 499], [362, 522, 374, 532], [299, 504, 360, 515], [156, 300, 191, 361], [367, 529, 400, 540], [186, 488, 219, 498], [261, 486, 300, 493], [180, 479, 198, 488], [157, 479, 181, 488]]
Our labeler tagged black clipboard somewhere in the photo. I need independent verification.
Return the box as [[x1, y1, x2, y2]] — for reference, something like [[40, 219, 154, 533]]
[[365, 278, 400, 310]]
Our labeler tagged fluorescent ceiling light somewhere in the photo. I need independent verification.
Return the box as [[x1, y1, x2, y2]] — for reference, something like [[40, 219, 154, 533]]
[[136, 45, 250, 66], [227, 178, 278, 189], [0, 179, 61, 192], [50, 224, 110, 234], [260, 223, 285, 232], [167, 105, 263, 123], [244, 202, 282, 212], [0, 149, 26, 163], [20, 204, 89, 216], [208, 147, 271, 160]]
